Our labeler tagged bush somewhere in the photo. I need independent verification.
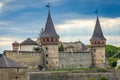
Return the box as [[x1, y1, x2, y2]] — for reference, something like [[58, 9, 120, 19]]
[[33, 47, 41, 51], [100, 76, 108, 80], [109, 58, 119, 68], [111, 61, 117, 68], [59, 43, 64, 51]]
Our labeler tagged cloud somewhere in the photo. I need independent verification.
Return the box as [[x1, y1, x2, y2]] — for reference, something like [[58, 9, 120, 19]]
[[55, 16, 120, 37], [0, 2, 3, 12], [0, 37, 24, 52], [0, 37, 22, 46]]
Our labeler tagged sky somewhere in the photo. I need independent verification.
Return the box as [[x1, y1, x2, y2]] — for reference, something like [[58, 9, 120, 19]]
[[0, 0, 120, 53]]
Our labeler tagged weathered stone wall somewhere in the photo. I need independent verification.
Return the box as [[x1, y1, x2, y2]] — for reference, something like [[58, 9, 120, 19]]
[[28, 71, 120, 80], [4, 51, 42, 70], [58, 52, 92, 68], [92, 47, 106, 68], [42, 45, 59, 69], [0, 68, 27, 80], [59, 42, 83, 52]]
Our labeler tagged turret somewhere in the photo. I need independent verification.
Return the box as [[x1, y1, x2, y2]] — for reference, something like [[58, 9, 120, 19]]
[[12, 41, 19, 51], [40, 5, 59, 69], [90, 15, 107, 68]]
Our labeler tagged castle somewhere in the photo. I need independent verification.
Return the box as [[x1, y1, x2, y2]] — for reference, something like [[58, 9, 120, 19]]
[[4, 9, 107, 70]]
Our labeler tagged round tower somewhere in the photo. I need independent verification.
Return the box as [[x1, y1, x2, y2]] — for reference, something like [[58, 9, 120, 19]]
[[40, 6, 59, 70], [12, 41, 19, 51]]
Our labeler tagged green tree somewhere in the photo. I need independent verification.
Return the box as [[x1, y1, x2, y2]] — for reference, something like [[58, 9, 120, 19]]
[[111, 61, 117, 68], [89, 78, 96, 80], [38, 28, 44, 39], [59, 43, 64, 51], [37, 28, 44, 44], [106, 45, 119, 57], [33, 47, 41, 51], [100, 76, 108, 80]]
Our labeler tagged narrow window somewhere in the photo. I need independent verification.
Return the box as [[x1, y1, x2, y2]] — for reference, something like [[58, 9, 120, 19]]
[[46, 54, 48, 57], [46, 61, 48, 64], [47, 38, 49, 41]]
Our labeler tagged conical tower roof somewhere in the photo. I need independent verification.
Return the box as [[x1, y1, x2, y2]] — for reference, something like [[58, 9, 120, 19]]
[[41, 11, 59, 38], [90, 16, 106, 40]]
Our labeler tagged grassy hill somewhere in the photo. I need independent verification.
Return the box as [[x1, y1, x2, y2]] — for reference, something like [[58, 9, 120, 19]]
[[106, 45, 120, 57]]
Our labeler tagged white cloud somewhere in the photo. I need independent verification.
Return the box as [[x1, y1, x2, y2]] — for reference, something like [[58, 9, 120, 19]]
[[55, 17, 120, 36], [0, 37, 22, 46], [0, 2, 3, 12], [0, 2, 3, 7], [0, 37, 38, 52]]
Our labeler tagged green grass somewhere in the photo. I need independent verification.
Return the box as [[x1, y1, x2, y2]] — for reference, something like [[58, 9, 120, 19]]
[[46, 68, 108, 72], [106, 45, 120, 57], [109, 57, 120, 68]]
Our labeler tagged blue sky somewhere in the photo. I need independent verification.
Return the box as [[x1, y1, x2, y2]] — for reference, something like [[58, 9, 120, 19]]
[[0, 0, 120, 52]]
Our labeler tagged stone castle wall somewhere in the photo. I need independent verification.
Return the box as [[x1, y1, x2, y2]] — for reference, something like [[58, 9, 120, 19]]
[[0, 68, 27, 80], [58, 52, 92, 68], [4, 50, 92, 70], [4, 51, 42, 70], [28, 71, 120, 80], [59, 42, 83, 52]]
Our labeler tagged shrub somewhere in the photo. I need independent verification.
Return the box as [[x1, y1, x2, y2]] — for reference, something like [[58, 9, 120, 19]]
[[100, 76, 108, 80]]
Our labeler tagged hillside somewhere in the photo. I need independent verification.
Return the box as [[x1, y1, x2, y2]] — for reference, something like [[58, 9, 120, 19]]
[[106, 45, 120, 57]]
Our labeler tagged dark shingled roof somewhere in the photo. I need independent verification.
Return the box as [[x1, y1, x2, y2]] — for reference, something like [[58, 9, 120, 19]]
[[0, 56, 26, 68], [90, 17, 106, 40], [20, 38, 38, 45], [41, 11, 59, 38], [82, 43, 87, 51]]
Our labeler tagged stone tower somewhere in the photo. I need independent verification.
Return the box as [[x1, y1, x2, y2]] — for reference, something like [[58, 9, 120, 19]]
[[12, 41, 19, 51], [40, 9, 59, 69], [90, 16, 106, 68]]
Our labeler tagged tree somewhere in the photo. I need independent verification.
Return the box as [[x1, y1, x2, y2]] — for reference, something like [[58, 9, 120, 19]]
[[33, 47, 41, 51], [111, 61, 117, 68], [37, 28, 44, 44], [100, 76, 108, 80], [59, 43, 64, 51], [38, 28, 44, 38]]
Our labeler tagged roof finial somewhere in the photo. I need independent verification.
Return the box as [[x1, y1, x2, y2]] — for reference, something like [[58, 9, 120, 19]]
[[95, 8, 98, 17], [46, 3, 50, 12]]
